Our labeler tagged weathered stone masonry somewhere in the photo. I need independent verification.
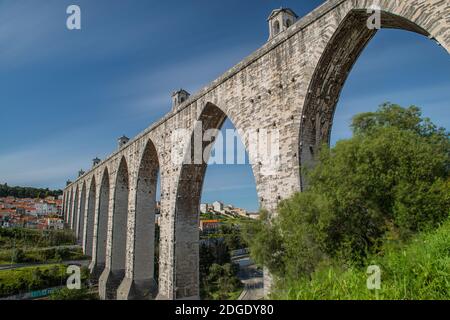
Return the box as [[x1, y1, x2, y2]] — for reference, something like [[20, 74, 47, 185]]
[[62, 0, 449, 300]]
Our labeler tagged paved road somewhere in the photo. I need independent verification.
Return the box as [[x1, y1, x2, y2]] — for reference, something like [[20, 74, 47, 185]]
[[235, 256, 264, 300]]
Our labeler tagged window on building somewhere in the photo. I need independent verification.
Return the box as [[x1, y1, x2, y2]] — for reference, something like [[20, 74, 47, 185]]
[[273, 20, 280, 35]]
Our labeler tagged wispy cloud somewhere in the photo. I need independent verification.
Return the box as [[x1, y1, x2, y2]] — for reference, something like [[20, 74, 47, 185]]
[[108, 42, 258, 117]]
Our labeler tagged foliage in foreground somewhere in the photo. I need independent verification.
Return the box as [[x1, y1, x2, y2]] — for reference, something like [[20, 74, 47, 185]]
[[49, 286, 98, 300], [273, 217, 450, 299], [200, 239, 243, 300], [242, 103, 450, 299], [0, 264, 67, 297], [0, 264, 90, 297]]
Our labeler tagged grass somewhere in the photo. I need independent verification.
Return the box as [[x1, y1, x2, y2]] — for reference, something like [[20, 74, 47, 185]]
[[272, 218, 450, 300], [49, 286, 99, 300], [207, 286, 244, 300], [0, 228, 76, 250], [0, 246, 88, 265], [228, 288, 244, 300], [0, 263, 91, 298], [0, 264, 67, 297]]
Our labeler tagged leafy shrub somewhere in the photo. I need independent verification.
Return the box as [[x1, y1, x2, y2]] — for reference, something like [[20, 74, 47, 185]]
[[243, 103, 449, 297], [49, 286, 98, 300], [272, 217, 450, 300]]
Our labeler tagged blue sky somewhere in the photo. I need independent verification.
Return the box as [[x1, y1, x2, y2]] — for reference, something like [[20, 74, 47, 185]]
[[0, 0, 448, 212]]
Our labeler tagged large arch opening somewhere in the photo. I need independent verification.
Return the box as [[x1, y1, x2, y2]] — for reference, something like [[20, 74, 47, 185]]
[[66, 189, 73, 226], [71, 187, 79, 232], [199, 118, 260, 300], [299, 8, 449, 189], [93, 168, 110, 278], [84, 177, 96, 257], [77, 182, 87, 241], [105, 157, 129, 299], [128, 139, 161, 299], [174, 102, 259, 299]]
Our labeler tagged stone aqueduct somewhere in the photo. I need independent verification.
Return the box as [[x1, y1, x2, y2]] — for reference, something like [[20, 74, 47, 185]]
[[62, 0, 449, 300]]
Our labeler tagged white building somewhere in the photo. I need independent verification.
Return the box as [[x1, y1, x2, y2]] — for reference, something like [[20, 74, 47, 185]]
[[200, 203, 208, 214], [46, 218, 64, 230], [246, 212, 259, 219], [35, 202, 58, 215], [212, 201, 223, 213]]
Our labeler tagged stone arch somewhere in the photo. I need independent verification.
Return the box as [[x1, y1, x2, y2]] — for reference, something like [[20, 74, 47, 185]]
[[118, 138, 161, 300], [62, 192, 67, 222], [102, 157, 130, 299], [92, 168, 110, 278], [299, 5, 450, 189], [65, 191, 70, 223], [173, 102, 258, 299], [66, 189, 73, 225], [71, 186, 79, 231], [77, 182, 87, 240], [84, 176, 96, 257]]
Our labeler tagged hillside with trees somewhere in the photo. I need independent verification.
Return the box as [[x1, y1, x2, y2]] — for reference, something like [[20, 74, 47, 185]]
[[0, 184, 62, 199], [243, 103, 450, 299]]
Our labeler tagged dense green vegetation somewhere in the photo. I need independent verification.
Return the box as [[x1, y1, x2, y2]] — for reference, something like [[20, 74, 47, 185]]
[[200, 239, 243, 300], [243, 103, 450, 299], [0, 228, 83, 265], [0, 264, 90, 297], [0, 246, 87, 265], [274, 218, 450, 299], [199, 215, 247, 300], [49, 286, 98, 300], [200, 213, 248, 251], [0, 228, 76, 250], [0, 183, 62, 199], [0, 264, 66, 297]]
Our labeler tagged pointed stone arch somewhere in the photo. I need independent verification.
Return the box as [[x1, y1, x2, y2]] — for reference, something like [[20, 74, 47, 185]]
[[66, 188, 73, 226], [84, 177, 96, 256], [91, 167, 110, 279], [99, 157, 130, 299], [118, 138, 161, 300], [71, 186, 79, 231], [299, 3, 450, 189], [77, 182, 87, 240], [172, 102, 259, 299]]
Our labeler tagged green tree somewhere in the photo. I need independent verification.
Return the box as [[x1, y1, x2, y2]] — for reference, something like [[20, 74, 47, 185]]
[[12, 248, 26, 263], [206, 263, 242, 300], [244, 103, 450, 283], [49, 287, 98, 300]]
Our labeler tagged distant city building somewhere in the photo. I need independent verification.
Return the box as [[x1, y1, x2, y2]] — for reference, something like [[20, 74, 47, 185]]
[[0, 196, 63, 229], [246, 212, 259, 219], [46, 218, 64, 230], [212, 201, 223, 213], [200, 203, 208, 214], [200, 219, 220, 233]]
